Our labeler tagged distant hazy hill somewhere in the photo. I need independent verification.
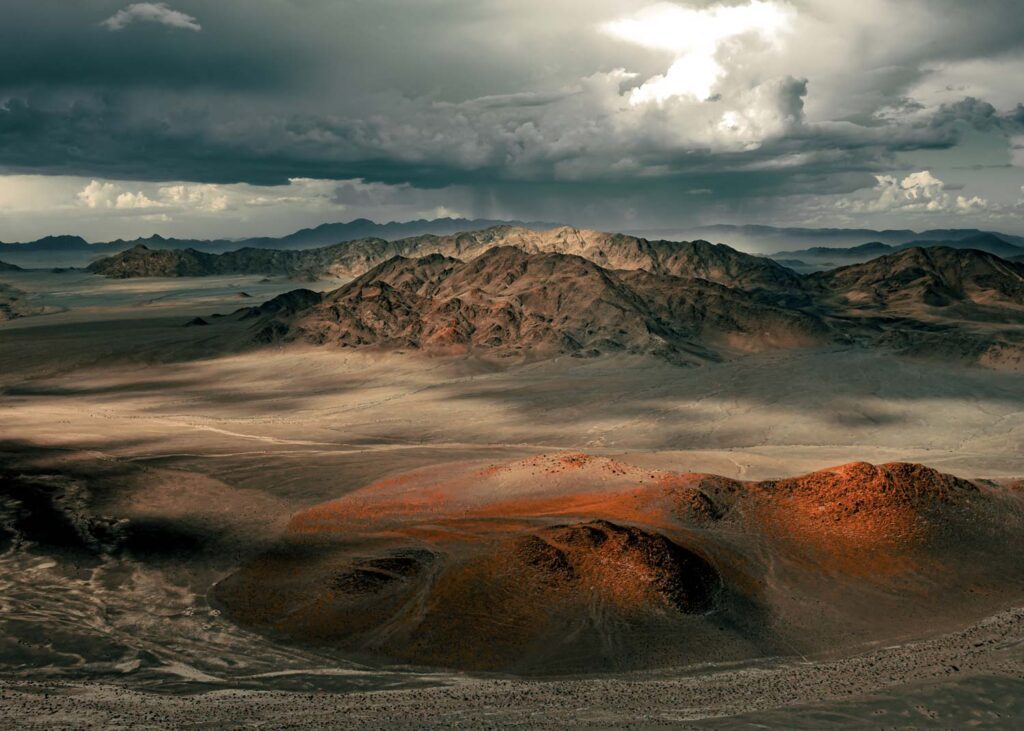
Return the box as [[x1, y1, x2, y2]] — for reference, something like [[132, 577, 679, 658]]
[[666, 224, 1024, 254], [0, 217, 559, 269], [7, 219, 1024, 269], [771, 232, 1024, 271]]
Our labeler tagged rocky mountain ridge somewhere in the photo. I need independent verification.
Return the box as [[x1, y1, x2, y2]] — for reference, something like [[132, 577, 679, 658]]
[[220, 241, 1024, 368], [89, 225, 803, 291]]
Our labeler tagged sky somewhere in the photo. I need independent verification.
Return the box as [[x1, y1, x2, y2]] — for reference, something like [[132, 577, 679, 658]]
[[1, 0, 1024, 241]]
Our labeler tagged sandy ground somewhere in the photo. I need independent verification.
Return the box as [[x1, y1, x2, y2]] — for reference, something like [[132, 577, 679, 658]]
[[2, 607, 1023, 728], [2, 271, 1024, 727]]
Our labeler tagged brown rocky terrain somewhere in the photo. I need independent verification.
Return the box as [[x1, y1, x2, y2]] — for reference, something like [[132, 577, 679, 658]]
[[269, 246, 832, 363], [771, 232, 1024, 271], [90, 230, 998, 369], [808, 246, 1024, 311], [215, 454, 1024, 674], [75, 227, 1024, 370], [223, 245, 1024, 368], [85, 243, 328, 279], [802, 247, 1024, 369]]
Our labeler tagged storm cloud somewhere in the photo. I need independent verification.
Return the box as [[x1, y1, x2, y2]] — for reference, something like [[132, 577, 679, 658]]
[[1, 0, 1023, 239]]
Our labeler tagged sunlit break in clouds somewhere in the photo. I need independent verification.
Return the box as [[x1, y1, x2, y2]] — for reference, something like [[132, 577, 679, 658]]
[[602, 1, 793, 104]]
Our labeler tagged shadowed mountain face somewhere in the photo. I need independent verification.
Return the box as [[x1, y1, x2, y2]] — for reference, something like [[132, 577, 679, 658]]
[[402, 226, 803, 292], [798, 247, 1024, 369], [86, 243, 338, 280], [215, 455, 1024, 674]]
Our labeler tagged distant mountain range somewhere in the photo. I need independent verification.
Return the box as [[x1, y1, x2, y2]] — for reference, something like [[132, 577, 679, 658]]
[[9, 219, 1024, 368], [3, 218, 1024, 269], [768, 232, 1024, 271], [196, 228, 1024, 369], [87, 226, 803, 294], [0, 217, 559, 269], [653, 224, 1024, 255]]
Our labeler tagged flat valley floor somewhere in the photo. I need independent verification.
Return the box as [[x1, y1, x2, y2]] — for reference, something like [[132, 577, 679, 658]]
[[2, 271, 1024, 728]]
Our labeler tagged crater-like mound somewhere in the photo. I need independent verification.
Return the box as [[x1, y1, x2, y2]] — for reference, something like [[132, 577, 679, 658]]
[[748, 462, 983, 577], [756, 462, 978, 540], [216, 455, 1024, 674], [527, 520, 720, 613], [216, 519, 730, 673]]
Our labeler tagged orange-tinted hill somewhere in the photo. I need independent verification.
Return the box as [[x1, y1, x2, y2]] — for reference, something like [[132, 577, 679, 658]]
[[216, 455, 1024, 673]]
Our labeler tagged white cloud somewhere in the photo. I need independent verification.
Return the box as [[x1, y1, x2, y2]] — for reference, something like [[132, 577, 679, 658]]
[[74, 178, 422, 218], [52, 176, 480, 241], [77, 180, 118, 209], [955, 194, 990, 212], [243, 178, 343, 208], [102, 3, 202, 32], [347, 68, 810, 185], [77, 180, 164, 210], [159, 184, 229, 212], [319, 3, 808, 181], [602, 1, 793, 104], [837, 170, 993, 215], [115, 191, 161, 209]]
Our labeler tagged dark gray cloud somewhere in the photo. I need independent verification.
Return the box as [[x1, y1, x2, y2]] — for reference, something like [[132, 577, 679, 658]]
[[0, 0, 1023, 236], [0, 1, 302, 91], [929, 97, 1024, 134]]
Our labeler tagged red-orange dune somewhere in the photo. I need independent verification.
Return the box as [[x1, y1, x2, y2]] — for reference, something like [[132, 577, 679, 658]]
[[288, 455, 980, 573], [216, 454, 1023, 673], [749, 461, 981, 575]]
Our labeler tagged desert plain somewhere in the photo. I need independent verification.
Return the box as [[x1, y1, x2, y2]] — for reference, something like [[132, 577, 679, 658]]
[[1, 264, 1024, 728]]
